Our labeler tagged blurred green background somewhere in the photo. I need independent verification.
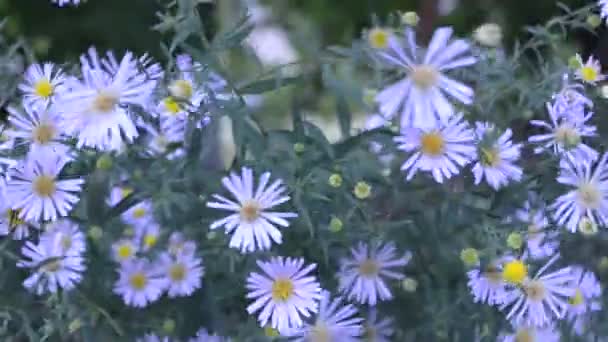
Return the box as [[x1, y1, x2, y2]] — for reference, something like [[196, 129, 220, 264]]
[[0, 0, 592, 62]]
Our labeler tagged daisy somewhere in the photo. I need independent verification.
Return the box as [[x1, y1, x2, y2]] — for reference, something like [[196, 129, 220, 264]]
[[566, 267, 602, 334], [375, 26, 477, 128], [574, 54, 605, 85], [5, 152, 84, 221], [338, 241, 411, 306], [159, 251, 204, 297], [50, 0, 83, 6], [285, 290, 363, 341], [19, 63, 66, 109], [362, 309, 394, 342], [134, 223, 161, 251], [18, 232, 86, 294], [112, 238, 139, 263], [472, 122, 522, 189], [551, 77, 592, 117], [108, 185, 133, 206], [366, 27, 392, 50], [189, 329, 230, 342], [167, 232, 196, 257], [246, 257, 322, 332], [122, 200, 155, 228], [395, 113, 476, 183], [207, 167, 298, 253], [61, 50, 157, 151], [113, 258, 165, 307], [41, 220, 86, 255], [498, 322, 560, 342], [500, 255, 577, 327], [529, 101, 598, 164], [6, 104, 68, 155], [551, 154, 608, 232], [140, 123, 184, 159], [513, 194, 559, 259], [94, 48, 163, 82], [467, 264, 508, 305]]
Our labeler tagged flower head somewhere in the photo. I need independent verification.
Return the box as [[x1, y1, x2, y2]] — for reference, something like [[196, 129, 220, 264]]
[[207, 167, 298, 253], [19, 63, 66, 109], [467, 264, 508, 305], [574, 54, 605, 84], [159, 251, 204, 298], [472, 122, 522, 189], [7, 104, 68, 155], [338, 241, 411, 306], [375, 27, 476, 128], [113, 258, 165, 307], [513, 194, 559, 259], [566, 267, 602, 334], [246, 257, 322, 332]]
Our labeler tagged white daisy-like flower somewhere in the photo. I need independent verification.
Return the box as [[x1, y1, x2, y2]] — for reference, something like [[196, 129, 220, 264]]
[[189, 328, 230, 342], [500, 255, 577, 327], [574, 54, 605, 85], [41, 220, 86, 256], [94, 48, 163, 82], [108, 185, 134, 206], [18, 231, 85, 295], [61, 50, 157, 151], [122, 200, 155, 228], [395, 113, 476, 183], [285, 290, 363, 341], [566, 267, 602, 335], [551, 153, 608, 232], [467, 264, 508, 305], [7, 104, 68, 155], [498, 322, 560, 342], [140, 123, 184, 159], [159, 251, 203, 298], [113, 258, 165, 308], [246, 257, 322, 332], [19, 63, 66, 109], [0, 194, 37, 240], [338, 241, 411, 306], [529, 101, 598, 164], [472, 122, 522, 190], [362, 309, 395, 342], [5, 152, 84, 221], [207, 167, 298, 253], [513, 194, 559, 260], [167, 232, 197, 257], [552, 77, 592, 117], [134, 222, 161, 251], [375, 26, 477, 128], [112, 238, 139, 263], [50, 0, 83, 6]]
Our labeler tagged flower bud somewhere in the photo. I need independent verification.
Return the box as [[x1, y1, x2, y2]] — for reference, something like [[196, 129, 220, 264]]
[[507, 232, 523, 250], [401, 277, 418, 292], [401, 11, 420, 26], [353, 181, 372, 199], [328, 173, 343, 188], [329, 217, 343, 232], [96, 154, 113, 170], [293, 142, 305, 154], [473, 23, 502, 47], [460, 248, 479, 266]]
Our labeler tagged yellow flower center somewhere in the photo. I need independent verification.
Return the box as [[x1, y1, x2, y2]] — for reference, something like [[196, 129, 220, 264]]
[[7, 209, 24, 229], [310, 323, 330, 342], [34, 78, 54, 98], [132, 207, 147, 219], [93, 90, 119, 113], [264, 326, 280, 337], [32, 123, 56, 145], [116, 244, 133, 261], [41, 259, 61, 273], [410, 64, 439, 89], [169, 79, 193, 100], [502, 260, 528, 285], [120, 187, 133, 198], [129, 272, 147, 290], [169, 263, 186, 281], [359, 259, 380, 277], [163, 97, 181, 115], [554, 124, 580, 149], [240, 200, 261, 223], [33, 175, 56, 197], [420, 131, 445, 156], [577, 182, 601, 209], [61, 235, 72, 251], [144, 234, 158, 249], [515, 328, 534, 342], [271, 278, 294, 302], [368, 28, 390, 49], [569, 288, 584, 306], [580, 66, 599, 83], [480, 147, 501, 167], [523, 280, 546, 301]]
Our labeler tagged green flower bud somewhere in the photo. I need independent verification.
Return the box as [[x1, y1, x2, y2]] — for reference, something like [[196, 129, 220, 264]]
[[206, 231, 217, 240], [587, 14, 602, 28], [578, 217, 598, 236], [68, 319, 82, 334], [401, 277, 418, 292], [329, 217, 343, 232], [88, 226, 103, 240], [162, 319, 176, 334], [599, 256, 608, 271], [507, 232, 523, 250], [328, 173, 343, 188], [568, 55, 582, 70], [401, 11, 420, 27], [353, 181, 372, 200], [293, 142, 305, 154], [460, 248, 480, 266]]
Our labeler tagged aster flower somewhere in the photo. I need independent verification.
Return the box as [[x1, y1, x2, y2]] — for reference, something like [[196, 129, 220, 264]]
[[167, 232, 197, 257], [50, 0, 83, 6], [574, 54, 605, 85], [18, 232, 85, 294], [498, 322, 560, 342], [472, 122, 522, 190], [285, 290, 363, 341], [7, 104, 68, 155], [5, 152, 84, 221], [362, 309, 394, 342], [552, 77, 592, 117], [551, 154, 608, 232], [189, 329, 230, 342], [41, 220, 86, 256], [95, 48, 163, 82], [338, 241, 411, 306], [108, 185, 133, 206], [61, 50, 157, 151], [467, 264, 508, 305], [246, 257, 322, 332], [529, 101, 598, 164], [113, 258, 165, 307], [366, 27, 392, 50], [159, 251, 204, 298], [134, 222, 161, 251], [395, 113, 476, 183], [375, 27, 477, 128], [513, 193, 559, 259], [207, 167, 298, 253], [500, 255, 577, 327], [112, 238, 139, 263], [19, 63, 66, 109], [566, 267, 602, 334], [121, 200, 155, 228], [140, 123, 184, 159]]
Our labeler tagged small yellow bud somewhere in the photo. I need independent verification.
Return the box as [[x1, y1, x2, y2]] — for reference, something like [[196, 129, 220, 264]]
[[507, 232, 523, 250], [293, 142, 305, 154], [587, 14, 602, 28], [162, 319, 176, 334], [329, 217, 343, 232], [460, 248, 480, 266], [579, 217, 598, 236], [401, 277, 418, 292], [328, 174, 343, 188], [568, 55, 582, 70], [353, 181, 372, 200], [401, 11, 420, 26]]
